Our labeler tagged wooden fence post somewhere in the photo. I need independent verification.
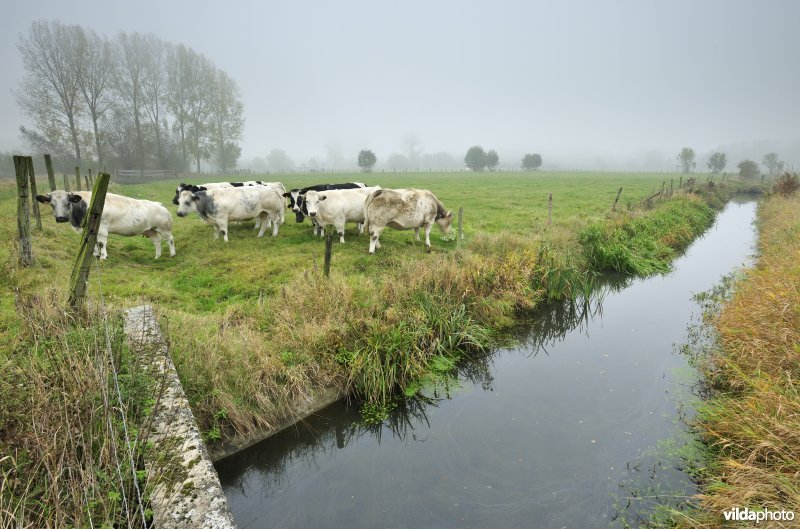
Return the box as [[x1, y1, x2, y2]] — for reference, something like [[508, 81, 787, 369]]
[[75, 166, 82, 191], [457, 207, 464, 241], [611, 187, 623, 211], [88, 168, 94, 188], [44, 154, 56, 192], [63, 173, 70, 192], [27, 158, 42, 231], [14, 156, 34, 266], [68, 173, 110, 311], [84, 173, 90, 190], [323, 227, 333, 278], [548, 193, 552, 226]]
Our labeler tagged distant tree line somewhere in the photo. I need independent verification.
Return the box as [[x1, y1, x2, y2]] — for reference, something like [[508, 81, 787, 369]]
[[15, 20, 244, 173]]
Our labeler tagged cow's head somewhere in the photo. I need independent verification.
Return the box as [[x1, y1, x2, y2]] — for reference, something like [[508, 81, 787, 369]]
[[175, 190, 199, 217], [436, 210, 453, 234], [36, 191, 84, 224], [303, 190, 325, 217], [173, 183, 205, 205]]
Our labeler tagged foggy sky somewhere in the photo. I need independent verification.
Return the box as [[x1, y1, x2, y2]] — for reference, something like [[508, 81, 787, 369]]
[[2, 0, 799, 169]]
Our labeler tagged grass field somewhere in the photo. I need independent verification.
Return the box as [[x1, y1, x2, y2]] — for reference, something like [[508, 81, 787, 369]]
[[0, 170, 722, 440]]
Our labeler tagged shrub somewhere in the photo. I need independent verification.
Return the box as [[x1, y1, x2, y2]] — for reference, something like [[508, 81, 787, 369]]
[[773, 171, 799, 197]]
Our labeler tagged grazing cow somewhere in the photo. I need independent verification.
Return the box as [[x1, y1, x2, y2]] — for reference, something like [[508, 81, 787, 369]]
[[302, 187, 380, 243], [175, 185, 284, 241], [363, 188, 452, 254], [36, 190, 175, 260]]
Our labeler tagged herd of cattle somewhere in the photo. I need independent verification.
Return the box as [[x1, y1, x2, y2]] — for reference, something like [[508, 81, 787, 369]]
[[34, 180, 453, 260]]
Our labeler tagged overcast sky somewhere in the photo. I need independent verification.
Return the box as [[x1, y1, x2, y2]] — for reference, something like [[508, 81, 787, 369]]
[[2, 0, 799, 169]]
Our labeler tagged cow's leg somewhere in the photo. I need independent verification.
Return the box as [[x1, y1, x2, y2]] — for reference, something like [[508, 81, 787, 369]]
[[212, 225, 220, 240], [164, 231, 176, 256], [145, 230, 163, 259], [414, 227, 421, 241], [97, 228, 109, 260], [218, 219, 230, 242], [271, 212, 281, 237], [368, 226, 384, 254], [358, 222, 364, 235], [424, 221, 434, 253], [257, 212, 269, 237], [337, 222, 346, 244], [254, 217, 262, 230]]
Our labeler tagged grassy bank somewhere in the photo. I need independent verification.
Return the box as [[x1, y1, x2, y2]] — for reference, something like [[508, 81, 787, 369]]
[[0, 171, 736, 450], [675, 194, 800, 528]]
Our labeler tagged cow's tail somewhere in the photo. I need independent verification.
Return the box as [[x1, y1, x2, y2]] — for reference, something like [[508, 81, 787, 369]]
[[363, 189, 380, 237]]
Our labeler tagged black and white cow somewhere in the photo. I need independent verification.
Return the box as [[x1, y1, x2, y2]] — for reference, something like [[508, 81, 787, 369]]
[[172, 181, 285, 231], [175, 185, 284, 241], [302, 187, 380, 243], [283, 182, 367, 225], [36, 190, 175, 260], [363, 188, 452, 254]]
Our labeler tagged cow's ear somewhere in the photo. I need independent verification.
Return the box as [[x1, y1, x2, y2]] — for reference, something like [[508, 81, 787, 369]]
[[319, 195, 327, 201], [35, 194, 51, 204], [282, 192, 290, 197], [191, 193, 200, 201], [68, 194, 83, 203]]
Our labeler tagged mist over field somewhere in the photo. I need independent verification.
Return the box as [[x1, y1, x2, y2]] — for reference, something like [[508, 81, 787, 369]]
[[1, 0, 799, 171]]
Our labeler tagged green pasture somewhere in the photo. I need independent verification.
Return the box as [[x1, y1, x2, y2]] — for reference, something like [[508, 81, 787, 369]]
[[1, 170, 680, 317]]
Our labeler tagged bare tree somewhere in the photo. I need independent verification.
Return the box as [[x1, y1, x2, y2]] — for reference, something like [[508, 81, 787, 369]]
[[140, 35, 168, 168], [114, 32, 148, 168], [17, 20, 85, 166], [75, 27, 115, 167], [209, 69, 244, 170]]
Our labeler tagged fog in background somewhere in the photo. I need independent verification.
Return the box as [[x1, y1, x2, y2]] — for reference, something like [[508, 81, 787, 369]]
[[2, 0, 799, 171]]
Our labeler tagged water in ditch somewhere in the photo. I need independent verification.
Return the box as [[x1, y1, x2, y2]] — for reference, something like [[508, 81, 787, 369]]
[[216, 199, 757, 529]]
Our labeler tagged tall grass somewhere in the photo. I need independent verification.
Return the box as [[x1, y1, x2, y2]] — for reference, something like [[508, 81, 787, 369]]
[[674, 195, 800, 528], [0, 287, 154, 528], [580, 195, 715, 275]]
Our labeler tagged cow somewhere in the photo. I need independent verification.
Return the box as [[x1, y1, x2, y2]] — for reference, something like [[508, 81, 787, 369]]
[[302, 187, 381, 243], [36, 190, 175, 260], [283, 182, 367, 229], [363, 188, 452, 254], [175, 185, 284, 241], [172, 181, 285, 231]]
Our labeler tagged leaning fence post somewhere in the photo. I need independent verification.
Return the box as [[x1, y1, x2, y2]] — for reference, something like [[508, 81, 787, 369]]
[[75, 166, 82, 191], [14, 156, 34, 266], [323, 226, 333, 278], [68, 173, 110, 311], [44, 154, 56, 192], [88, 168, 94, 188], [458, 207, 464, 241], [63, 173, 70, 192], [27, 158, 42, 231], [611, 187, 623, 211], [548, 193, 552, 226], [84, 173, 90, 190]]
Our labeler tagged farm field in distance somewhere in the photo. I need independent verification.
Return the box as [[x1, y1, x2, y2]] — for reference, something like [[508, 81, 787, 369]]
[[0, 169, 705, 441]]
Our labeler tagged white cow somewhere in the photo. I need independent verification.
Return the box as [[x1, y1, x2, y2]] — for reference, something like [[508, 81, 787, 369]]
[[175, 185, 284, 241], [363, 188, 452, 254], [172, 181, 285, 231], [302, 187, 381, 243], [36, 190, 175, 260]]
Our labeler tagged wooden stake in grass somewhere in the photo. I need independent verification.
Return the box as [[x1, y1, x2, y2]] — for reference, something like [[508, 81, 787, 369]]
[[68, 173, 110, 311], [548, 193, 552, 226], [323, 226, 333, 278], [63, 173, 70, 192], [14, 156, 34, 266], [611, 187, 623, 211], [84, 173, 90, 190], [75, 166, 82, 191], [458, 207, 464, 241], [27, 158, 42, 231], [88, 168, 94, 188], [44, 154, 56, 192]]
